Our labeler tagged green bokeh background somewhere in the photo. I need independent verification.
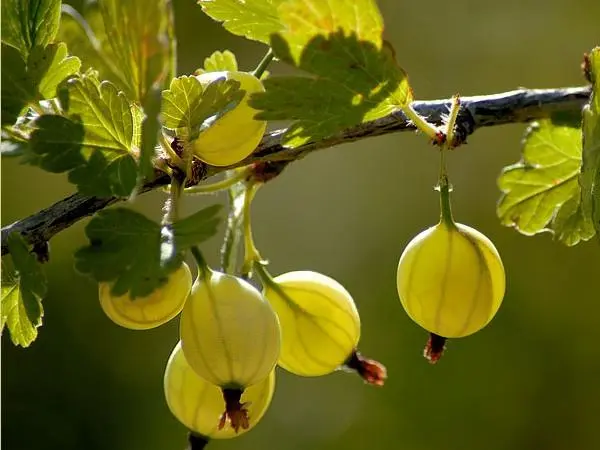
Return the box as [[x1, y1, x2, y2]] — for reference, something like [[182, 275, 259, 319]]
[[2, 1, 600, 449]]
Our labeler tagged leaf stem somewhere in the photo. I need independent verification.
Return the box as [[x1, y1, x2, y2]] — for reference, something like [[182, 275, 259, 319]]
[[241, 181, 264, 276], [252, 48, 275, 79], [445, 95, 461, 146], [183, 167, 250, 195], [402, 104, 441, 142], [190, 245, 211, 280]]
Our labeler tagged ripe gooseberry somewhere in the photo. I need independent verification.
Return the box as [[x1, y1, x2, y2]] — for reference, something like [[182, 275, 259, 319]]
[[180, 268, 280, 431], [192, 71, 266, 166], [98, 263, 192, 330], [164, 342, 275, 437], [261, 269, 386, 385], [396, 180, 506, 362]]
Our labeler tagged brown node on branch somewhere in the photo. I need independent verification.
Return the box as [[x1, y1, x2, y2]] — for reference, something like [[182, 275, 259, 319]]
[[344, 350, 387, 386], [432, 129, 447, 146], [250, 160, 289, 184], [218, 388, 250, 433], [186, 159, 209, 187], [423, 333, 447, 364], [582, 52, 592, 84], [32, 241, 50, 263]]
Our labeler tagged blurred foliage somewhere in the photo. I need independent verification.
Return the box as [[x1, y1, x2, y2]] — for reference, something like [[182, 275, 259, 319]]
[[2, 1, 600, 450]]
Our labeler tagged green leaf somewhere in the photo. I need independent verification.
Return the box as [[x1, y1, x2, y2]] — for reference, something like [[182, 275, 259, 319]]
[[580, 47, 600, 238], [197, 0, 285, 45], [249, 0, 412, 148], [1, 0, 61, 58], [28, 71, 140, 197], [160, 76, 244, 140], [497, 118, 595, 246], [202, 50, 238, 73], [74, 205, 222, 298], [57, 4, 125, 89], [1, 233, 47, 347], [28, 42, 81, 98], [1, 42, 80, 125], [1, 44, 34, 125], [98, 0, 174, 103]]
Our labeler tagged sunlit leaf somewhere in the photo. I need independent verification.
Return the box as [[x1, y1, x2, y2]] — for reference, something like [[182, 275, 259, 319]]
[[201, 50, 238, 73], [1, 233, 47, 347], [497, 118, 595, 246], [57, 4, 125, 89], [74, 205, 222, 298], [1, 0, 61, 58], [160, 76, 244, 140], [580, 46, 600, 238], [1, 42, 80, 125], [98, 0, 174, 102], [250, 0, 412, 147], [28, 71, 141, 197], [197, 0, 284, 45]]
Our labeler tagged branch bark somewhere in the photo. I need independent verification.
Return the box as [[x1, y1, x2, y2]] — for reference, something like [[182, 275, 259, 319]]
[[1, 86, 591, 256]]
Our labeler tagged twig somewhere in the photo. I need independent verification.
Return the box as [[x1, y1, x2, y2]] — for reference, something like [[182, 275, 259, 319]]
[[1, 86, 590, 256]]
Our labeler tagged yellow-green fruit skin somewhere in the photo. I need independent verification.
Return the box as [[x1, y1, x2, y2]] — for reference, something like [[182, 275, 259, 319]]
[[98, 263, 192, 330], [164, 342, 275, 439], [263, 271, 361, 377], [397, 223, 505, 338], [192, 71, 266, 166], [180, 271, 281, 388]]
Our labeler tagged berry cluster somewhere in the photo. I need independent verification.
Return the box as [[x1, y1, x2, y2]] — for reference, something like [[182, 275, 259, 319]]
[[96, 72, 506, 445]]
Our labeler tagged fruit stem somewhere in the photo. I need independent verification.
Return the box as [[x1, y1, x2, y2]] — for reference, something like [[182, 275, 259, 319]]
[[344, 350, 388, 386], [252, 258, 277, 288], [401, 104, 444, 144], [165, 172, 184, 224], [220, 172, 246, 274], [191, 246, 211, 280], [187, 433, 210, 450], [183, 167, 250, 195], [241, 181, 265, 276], [437, 150, 456, 229], [252, 48, 275, 79], [219, 388, 250, 433]]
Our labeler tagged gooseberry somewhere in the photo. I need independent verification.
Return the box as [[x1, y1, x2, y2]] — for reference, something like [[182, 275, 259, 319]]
[[396, 221, 506, 340], [192, 71, 266, 166], [262, 270, 386, 385], [98, 263, 192, 330], [180, 269, 280, 430], [164, 342, 275, 437]]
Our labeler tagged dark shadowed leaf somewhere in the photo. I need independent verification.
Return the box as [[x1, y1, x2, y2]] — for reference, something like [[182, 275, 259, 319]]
[[74, 205, 222, 298]]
